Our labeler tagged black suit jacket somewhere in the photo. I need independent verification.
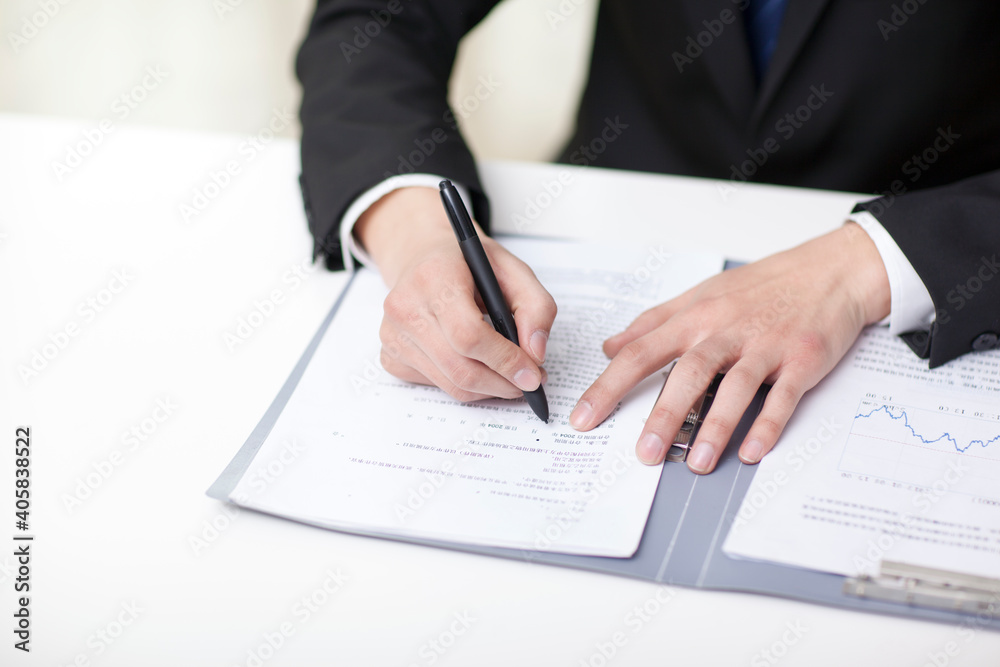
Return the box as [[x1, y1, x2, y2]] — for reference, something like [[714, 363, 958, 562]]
[[296, 0, 1000, 367]]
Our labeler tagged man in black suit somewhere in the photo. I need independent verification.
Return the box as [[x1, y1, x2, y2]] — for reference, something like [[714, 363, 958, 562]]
[[295, 0, 1000, 474]]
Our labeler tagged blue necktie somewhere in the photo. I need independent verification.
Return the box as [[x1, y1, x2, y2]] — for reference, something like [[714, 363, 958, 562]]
[[744, 0, 789, 82]]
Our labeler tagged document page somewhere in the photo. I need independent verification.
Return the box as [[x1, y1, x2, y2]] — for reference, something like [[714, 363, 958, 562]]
[[724, 327, 1000, 578], [228, 238, 724, 556]]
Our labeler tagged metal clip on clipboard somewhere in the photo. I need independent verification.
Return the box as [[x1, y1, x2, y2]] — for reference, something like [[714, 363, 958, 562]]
[[844, 560, 1000, 614], [664, 370, 724, 463]]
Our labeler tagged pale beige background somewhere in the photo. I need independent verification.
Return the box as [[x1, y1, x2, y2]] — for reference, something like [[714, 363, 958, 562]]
[[0, 0, 597, 160]]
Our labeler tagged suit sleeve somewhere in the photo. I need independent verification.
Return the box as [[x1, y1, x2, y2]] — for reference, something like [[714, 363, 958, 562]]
[[854, 170, 1000, 367], [296, 0, 501, 270]]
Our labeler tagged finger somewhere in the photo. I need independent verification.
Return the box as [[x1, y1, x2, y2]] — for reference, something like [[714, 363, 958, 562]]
[[434, 297, 543, 394], [630, 338, 735, 465], [685, 352, 777, 474], [383, 279, 531, 398], [488, 246, 558, 364], [604, 278, 707, 353], [380, 332, 506, 402], [603, 302, 678, 358], [571, 326, 689, 432], [737, 371, 811, 465]]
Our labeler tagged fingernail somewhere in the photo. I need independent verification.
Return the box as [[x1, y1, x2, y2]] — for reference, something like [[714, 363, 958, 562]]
[[513, 368, 539, 392], [636, 433, 665, 465], [530, 330, 548, 362], [688, 442, 715, 474], [740, 439, 764, 464], [570, 400, 593, 429]]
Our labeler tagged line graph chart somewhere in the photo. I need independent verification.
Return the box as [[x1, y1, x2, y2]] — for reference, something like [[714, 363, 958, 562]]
[[839, 397, 1000, 500], [854, 403, 1000, 454]]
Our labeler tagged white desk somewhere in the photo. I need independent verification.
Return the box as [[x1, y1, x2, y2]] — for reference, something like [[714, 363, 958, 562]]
[[4, 114, 997, 666]]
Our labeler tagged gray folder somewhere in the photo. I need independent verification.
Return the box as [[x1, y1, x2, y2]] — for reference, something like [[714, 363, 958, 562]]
[[209, 265, 1000, 631]]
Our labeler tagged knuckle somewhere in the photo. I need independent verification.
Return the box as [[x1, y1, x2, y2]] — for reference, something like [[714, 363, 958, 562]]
[[647, 403, 687, 430], [540, 293, 558, 320], [791, 332, 830, 363], [383, 293, 431, 334], [686, 297, 724, 325], [723, 364, 759, 391], [682, 345, 719, 370], [701, 412, 736, 436], [671, 356, 714, 389], [445, 386, 479, 403], [580, 381, 617, 413], [617, 339, 652, 367], [382, 290, 408, 321], [379, 349, 399, 371], [444, 359, 480, 392], [768, 382, 802, 411], [753, 413, 786, 440], [449, 321, 484, 355], [490, 343, 524, 376]]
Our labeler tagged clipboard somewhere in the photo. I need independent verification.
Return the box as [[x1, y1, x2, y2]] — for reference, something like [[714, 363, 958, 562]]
[[209, 261, 1000, 631]]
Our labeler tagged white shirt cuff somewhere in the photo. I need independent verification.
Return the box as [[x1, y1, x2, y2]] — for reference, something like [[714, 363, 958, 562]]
[[849, 210, 935, 334], [338, 174, 474, 271]]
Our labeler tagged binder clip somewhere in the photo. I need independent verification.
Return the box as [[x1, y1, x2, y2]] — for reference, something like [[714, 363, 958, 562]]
[[844, 560, 1000, 614], [664, 371, 723, 463]]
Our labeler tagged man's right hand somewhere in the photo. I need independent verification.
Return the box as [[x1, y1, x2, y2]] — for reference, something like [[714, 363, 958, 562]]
[[355, 186, 557, 402]]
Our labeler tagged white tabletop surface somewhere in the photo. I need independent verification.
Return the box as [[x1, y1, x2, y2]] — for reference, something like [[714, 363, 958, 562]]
[[4, 113, 997, 666]]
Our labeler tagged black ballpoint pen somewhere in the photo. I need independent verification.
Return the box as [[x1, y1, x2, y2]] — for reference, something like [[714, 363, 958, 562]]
[[438, 180, 549, 423]]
